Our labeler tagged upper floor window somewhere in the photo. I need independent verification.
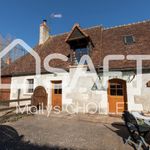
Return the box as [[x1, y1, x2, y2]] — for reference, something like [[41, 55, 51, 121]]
[[65, 24, 94, 65], [124, 35, 135, 45], [27, 79, 34, 93], [75, 47, 89, 63]]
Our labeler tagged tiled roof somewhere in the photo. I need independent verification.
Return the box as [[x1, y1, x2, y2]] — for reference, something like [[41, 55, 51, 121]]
[[2, 20, 150, 76], [1, 26, 102, 76], [102, 20, 150, 69]]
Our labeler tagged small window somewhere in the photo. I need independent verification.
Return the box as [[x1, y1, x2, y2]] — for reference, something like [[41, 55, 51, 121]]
[[110, 83, 123, 96], [54, 89, 62, 94], [124, 35, 135, 45], [27, 79, 34, 93], [75, 47, 89, 63], [54, 83, 62, 94]]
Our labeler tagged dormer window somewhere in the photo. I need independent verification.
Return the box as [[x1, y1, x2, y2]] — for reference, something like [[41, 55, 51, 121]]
[[65, 24, 94, 64], [124, 35, 135, 45], [75, 47, 89, 63]]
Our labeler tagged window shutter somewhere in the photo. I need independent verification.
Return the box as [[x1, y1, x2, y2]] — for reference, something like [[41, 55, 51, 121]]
[[133, 36, 135, 43], [124, 36, 127, 44]]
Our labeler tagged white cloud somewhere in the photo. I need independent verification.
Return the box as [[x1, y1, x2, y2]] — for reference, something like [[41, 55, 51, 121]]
[[50, 13, 63, 19]]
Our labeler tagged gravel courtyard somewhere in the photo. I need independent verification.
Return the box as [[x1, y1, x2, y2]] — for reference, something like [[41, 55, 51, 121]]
[[3, 113, 133, 150]]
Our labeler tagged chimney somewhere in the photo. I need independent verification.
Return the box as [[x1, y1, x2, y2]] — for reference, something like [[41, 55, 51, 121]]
[[39, 20, 49, 45]]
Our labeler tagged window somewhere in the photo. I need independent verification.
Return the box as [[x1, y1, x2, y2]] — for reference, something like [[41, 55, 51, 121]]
[[110, 83, 123, 96], [75, 47, 89, 63], [54, 88, 62, 94], [27, 79, 34, 93], [124, 35, 135, 45], [54, 83, 62, 94]]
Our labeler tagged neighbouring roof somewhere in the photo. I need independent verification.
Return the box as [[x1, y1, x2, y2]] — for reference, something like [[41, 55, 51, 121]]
[[2, 20, 150, 77]]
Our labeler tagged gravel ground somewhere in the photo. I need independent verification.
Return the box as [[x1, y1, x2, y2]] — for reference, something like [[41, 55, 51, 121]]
[[3, 113, 134, 150]]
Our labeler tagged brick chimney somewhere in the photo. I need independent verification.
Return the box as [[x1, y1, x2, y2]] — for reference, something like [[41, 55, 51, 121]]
[[39, 20, 49, 45]]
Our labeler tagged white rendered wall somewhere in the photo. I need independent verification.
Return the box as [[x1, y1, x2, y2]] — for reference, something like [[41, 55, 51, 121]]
[[10, 69, 150, 114], [10, 73, 69, 108]]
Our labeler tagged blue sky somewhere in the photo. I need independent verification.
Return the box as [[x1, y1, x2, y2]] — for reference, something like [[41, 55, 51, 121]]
[[0, 0, 150, 47]]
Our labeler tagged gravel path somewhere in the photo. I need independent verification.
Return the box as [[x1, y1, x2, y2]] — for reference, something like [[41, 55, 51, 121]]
[[4, 114, 133, 150]]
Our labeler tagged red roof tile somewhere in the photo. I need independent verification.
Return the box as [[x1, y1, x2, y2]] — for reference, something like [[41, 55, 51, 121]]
[[1, 26, 102, 76], [2, 20, 150, 77]]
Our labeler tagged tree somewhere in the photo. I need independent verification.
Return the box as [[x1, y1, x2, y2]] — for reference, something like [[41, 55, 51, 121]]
[[0, 34, 27, 68], [0, 34, 6, 68]]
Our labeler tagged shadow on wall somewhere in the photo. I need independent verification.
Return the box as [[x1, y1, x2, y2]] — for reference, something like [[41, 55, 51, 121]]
[[0, 125, 74, 150]]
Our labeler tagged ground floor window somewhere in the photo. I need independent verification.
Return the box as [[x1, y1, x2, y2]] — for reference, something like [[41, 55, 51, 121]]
[[54, 82, 62, 94], [27, 79, 34, 93], [110, 82, 123, 96]]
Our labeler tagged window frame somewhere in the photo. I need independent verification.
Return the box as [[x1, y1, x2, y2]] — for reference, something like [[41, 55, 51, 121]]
[[110, 83, 124, 96], [26, 79, 34, 94], [123, 35, 135, 45], [53, 82, 62, 94], [75, 47, 89, 62]]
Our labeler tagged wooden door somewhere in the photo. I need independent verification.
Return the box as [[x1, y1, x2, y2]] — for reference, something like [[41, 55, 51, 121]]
[[32, 86, 47, 109], [51, 81, 62, 110], [108, 79, 127, 114]]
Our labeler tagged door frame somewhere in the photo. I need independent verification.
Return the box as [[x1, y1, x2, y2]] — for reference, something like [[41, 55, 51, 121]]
[[107, 78, 128, 114], [51, 80, 62, 110]]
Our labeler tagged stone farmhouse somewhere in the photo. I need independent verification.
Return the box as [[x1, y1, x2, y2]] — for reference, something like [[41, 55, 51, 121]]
[[1, 20, 150, 114]]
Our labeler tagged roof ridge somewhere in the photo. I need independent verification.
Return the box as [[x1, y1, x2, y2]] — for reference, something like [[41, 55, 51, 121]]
[[52, 32, 69, 37], [51, 25, 102, 38], [82, 25, 102, 30], [104, 19, 150, 30], [47, 20, 150, 37]]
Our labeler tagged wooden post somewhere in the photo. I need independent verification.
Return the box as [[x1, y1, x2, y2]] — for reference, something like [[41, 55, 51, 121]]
[[17, 89, 21, 106]]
